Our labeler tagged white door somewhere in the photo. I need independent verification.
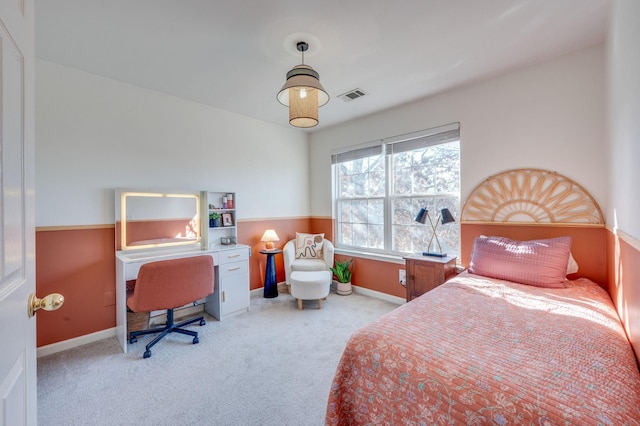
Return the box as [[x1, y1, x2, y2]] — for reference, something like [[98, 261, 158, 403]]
[[0, 0, 36, 424]]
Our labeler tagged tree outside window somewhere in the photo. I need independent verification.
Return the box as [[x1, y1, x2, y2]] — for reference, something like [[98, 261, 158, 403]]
[[333, 124, 460, 257]]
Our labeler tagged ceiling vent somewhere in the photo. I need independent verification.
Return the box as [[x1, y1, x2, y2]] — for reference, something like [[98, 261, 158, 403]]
[[338, 88, 367, 102]]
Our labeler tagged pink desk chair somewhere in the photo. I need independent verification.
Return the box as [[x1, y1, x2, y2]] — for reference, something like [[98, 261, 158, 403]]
[[127, 255, 215, 358]]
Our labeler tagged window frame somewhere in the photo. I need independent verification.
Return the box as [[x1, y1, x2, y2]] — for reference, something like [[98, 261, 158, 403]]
[[332, 123, 460, 259]]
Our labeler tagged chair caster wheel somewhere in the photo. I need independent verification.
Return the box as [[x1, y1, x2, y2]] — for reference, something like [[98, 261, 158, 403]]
[[193, 337, 199, 344], [199, 319, 206, 326], [143, 350, 152, 358], [129, 337, 137, 344]]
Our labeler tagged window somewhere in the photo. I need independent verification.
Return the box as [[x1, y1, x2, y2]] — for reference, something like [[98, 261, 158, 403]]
[[332, 123, 460, 258]]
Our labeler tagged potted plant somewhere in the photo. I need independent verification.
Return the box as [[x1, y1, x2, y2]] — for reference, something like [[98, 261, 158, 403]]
[[209, 212, 221, 228], [331, 258, 353, 295]]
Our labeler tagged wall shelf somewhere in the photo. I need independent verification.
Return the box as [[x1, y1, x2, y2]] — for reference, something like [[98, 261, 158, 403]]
[[202, 191, 237, 248]]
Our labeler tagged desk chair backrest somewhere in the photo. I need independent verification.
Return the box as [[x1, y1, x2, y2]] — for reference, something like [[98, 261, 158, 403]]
[[128, 255, 215, 312]]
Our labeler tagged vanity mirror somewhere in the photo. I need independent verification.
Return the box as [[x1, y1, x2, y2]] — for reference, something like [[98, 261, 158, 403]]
[[115, 189, 201, 251]]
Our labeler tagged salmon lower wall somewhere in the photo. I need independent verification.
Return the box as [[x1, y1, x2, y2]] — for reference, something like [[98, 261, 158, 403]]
[[607, 229, 640, 360], [36, 218, 318, 347], [339, 256, 407, 299], [238, 218, 312, 290], [310, 217, 406, 298], [36, 219, 639, 355], [36, 227, 116, 347]]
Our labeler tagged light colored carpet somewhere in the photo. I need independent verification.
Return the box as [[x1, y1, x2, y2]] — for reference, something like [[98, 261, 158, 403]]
[[37, 290, 400, 426]]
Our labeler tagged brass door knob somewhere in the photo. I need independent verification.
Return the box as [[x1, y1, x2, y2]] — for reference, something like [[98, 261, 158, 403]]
[[28, 293, 64, 318]]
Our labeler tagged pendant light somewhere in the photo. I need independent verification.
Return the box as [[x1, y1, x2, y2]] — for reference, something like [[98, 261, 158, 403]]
[[277, 41, 329, 128]]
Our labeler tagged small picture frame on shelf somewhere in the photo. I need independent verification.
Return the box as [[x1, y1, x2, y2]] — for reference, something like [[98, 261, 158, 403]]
[[221, 213, 233, 227]]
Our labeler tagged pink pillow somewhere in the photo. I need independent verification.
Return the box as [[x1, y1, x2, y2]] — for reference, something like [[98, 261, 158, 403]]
[[469, 236, 572, 288]]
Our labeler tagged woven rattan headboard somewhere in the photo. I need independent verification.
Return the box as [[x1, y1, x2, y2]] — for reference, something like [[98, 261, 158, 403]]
[[460, 168, 606, 285], [461, 168, 603, 224]]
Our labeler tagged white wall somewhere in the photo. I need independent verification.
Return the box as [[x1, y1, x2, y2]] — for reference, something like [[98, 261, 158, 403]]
[[310, 45, 606, 218], [608, 0, 640, 240], [35, 60, 309, 226], [36, 43, 611, 228]]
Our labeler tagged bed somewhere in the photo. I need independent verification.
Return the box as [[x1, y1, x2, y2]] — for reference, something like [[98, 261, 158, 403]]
[[325, 169, 640, 425]]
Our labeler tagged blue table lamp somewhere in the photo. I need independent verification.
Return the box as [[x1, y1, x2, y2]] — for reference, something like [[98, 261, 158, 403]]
[[415, 208, 456, 257]]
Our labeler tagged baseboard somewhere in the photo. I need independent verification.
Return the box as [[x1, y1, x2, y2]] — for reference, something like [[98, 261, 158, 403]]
[[351, 285, 405, 305], [253, 282, 403, 305], [250, 282, 288, 297], [38, 285, 402, 357], [37, 327, 116, 358], [250, 288, 264, 296]]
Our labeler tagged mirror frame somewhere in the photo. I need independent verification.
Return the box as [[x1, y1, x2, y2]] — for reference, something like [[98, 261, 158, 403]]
[[115, 189, 201, 251]]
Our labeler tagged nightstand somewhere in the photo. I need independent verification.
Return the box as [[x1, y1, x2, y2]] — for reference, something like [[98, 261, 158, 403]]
[[403, 254, 457, 302], [260, 249, 282, 298]]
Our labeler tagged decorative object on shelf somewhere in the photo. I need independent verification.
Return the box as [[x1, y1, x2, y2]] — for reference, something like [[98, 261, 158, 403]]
[[415, 208, 456, 257], [277, 41, 329, 128], [220, 236, 236, 245], [209, 212, 221, 228], [331, 258, 353, 296], [203, 191, 239, 249], [221, 213, 233, 227], [260, 229, 280, 250]]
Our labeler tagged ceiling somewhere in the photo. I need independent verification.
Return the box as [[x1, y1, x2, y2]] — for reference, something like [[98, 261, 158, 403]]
[[35, 0, 612, 132]]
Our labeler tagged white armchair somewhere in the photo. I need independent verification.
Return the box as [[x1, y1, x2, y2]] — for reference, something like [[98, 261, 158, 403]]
[[283, 238, 334, 288]]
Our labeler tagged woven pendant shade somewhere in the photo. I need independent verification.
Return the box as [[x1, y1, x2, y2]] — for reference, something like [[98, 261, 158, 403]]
[[277, 42, 329, 128], [289, 87, 319, 127]]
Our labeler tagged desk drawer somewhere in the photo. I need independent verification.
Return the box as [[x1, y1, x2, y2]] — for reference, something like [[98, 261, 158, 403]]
[[125, 261, 144, 281], [123, 252, 219, 281], [218, 248, 249, 265]]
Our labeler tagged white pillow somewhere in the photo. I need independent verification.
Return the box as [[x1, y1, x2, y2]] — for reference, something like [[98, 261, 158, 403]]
[[566, 252, 579, 275], [295, 233, 324, 259]]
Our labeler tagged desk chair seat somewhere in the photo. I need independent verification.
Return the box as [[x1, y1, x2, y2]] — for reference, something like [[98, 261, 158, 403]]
[[127, 255, 215, 358]]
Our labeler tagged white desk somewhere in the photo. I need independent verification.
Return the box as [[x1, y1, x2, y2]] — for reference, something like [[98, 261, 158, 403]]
[[115, 244, 250, 353]]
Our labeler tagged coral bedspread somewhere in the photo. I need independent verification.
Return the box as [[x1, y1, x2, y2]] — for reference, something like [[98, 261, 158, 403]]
[[326, 272, 640, 425]]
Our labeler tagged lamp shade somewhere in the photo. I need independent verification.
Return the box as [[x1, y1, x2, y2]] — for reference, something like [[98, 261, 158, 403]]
[[415, 207, 453, 257], [260, 229, 280, 249], [415, 208, 429, 224], [277, 65, 329, 128], [440, 208, 456, 224], [277, 42, 329, 128]]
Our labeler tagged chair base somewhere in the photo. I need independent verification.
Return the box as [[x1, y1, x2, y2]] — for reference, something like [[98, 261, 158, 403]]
[[128, 309, 206, 358]]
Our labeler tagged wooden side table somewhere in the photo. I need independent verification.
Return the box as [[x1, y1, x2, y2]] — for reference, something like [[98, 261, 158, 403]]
[[403, 254, 457, 302], [260, 249, 282, 298]]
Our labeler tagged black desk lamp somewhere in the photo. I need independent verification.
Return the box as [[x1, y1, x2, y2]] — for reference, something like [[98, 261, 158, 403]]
[[415, 208, 456, 257]]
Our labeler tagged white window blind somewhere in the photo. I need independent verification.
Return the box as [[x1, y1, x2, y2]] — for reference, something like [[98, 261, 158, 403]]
[[333, 123, 460, 256]]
